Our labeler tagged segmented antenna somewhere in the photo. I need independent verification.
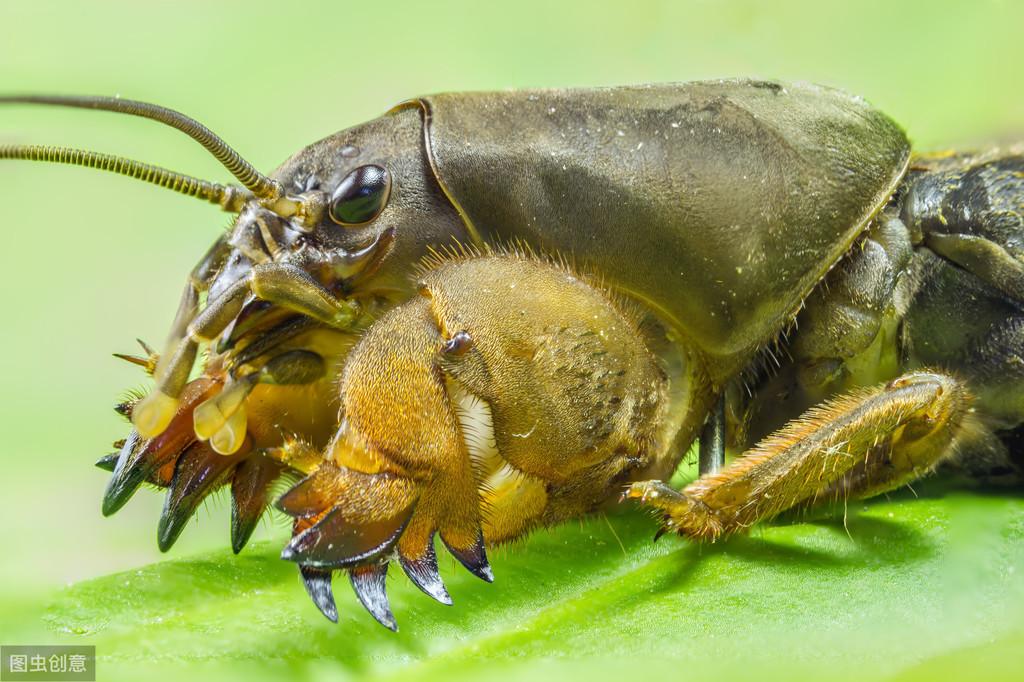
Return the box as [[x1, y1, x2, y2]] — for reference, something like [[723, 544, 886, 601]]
[[0, 144, 250, 211], [0, 94, 282, 200]]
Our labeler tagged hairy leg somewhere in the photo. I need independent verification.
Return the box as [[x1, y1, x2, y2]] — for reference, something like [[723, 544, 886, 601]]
[[628, 371, 970, 541]]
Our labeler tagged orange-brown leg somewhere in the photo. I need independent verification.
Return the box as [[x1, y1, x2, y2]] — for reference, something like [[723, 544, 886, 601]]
[[628, 371, 970, 541]]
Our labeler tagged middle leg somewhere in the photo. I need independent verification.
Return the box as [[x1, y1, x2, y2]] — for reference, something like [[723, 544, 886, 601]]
[[629, 371, 970, 541]]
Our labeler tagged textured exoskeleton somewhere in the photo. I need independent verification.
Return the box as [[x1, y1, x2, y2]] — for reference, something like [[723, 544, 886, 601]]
[[2, 80, 1020, 630]]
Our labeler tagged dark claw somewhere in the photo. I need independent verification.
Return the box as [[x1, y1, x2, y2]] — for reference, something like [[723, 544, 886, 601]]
[[102, 431, 148, 516], [280, 502, 414, 569], [158, 441, 246, 552], [399, 535, 453, 605], [102, 379, 220, 517], [349, 563, 396, 631], [443, 531, 494, 583], [230, 456, 283, 554], [299, 565, 338, 623], [95, 452, 119, 472]]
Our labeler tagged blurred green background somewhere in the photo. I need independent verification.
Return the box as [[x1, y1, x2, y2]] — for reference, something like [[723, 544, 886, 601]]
[[1, 1, 1022, 681]]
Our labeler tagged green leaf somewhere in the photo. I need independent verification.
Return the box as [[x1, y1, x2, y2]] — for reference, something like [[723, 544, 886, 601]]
[[14, 486, 1024, 682]]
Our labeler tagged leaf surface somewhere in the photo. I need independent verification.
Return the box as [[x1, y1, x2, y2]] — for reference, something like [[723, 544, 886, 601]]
[[10, 487, 1021, 682]]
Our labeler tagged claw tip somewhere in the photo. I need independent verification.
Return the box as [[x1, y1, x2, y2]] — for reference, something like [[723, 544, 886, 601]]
[[95, 453, 118, 472], [443, 533, 494, 583], [300, 566, 339, 623], [156, 519, 179, 553], [399, 542, 454, 605], [350, 564, 397, 631]]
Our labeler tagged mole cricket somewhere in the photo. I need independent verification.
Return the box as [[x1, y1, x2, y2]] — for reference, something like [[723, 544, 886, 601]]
[[2, 80, 1021, 630]]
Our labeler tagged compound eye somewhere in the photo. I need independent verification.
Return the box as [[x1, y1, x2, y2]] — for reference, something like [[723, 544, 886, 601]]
[[329, 164, 392, 226]]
